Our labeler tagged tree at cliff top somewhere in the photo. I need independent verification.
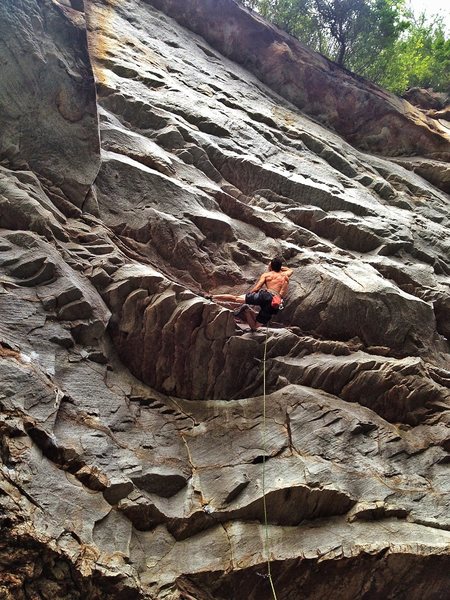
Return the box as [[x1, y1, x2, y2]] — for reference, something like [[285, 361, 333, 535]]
[[241, 0, 409, 67], [240, 0, 450, 94]]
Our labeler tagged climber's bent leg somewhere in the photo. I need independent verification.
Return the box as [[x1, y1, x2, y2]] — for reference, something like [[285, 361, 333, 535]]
[[242, 307, 260, 331]]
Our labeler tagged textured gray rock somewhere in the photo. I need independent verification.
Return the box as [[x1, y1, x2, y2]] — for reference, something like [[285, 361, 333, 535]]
[[0, 0, 100, 207], [144, 0, 450, 162], [0, 0, 449, 598]]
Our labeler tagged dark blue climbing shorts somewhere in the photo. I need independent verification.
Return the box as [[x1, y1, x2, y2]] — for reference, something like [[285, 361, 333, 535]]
[[245, 290, 279, 325]]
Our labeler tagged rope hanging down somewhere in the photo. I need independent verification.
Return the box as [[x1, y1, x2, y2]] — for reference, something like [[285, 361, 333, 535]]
[[262, 327, 278, 600]]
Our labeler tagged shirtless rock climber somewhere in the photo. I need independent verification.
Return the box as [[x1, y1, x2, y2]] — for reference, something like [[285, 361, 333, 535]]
[[211, 257, 293, 330]]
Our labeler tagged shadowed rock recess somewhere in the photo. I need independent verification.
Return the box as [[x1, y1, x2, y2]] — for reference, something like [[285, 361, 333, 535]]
[[0, 0, 449, 598]]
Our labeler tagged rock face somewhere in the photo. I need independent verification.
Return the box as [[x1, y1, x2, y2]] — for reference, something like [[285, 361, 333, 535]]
[[0, 0, 100, 207], [1, 0, 449, 599], [146, 0, 450, 161], [403, 87, 449, 111]]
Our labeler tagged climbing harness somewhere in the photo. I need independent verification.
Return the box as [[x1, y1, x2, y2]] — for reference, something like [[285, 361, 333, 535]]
[[262, 327, 278, 600], [270, 293, 283, 309]]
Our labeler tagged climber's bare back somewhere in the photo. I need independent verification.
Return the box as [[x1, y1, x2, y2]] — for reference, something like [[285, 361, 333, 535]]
[[253, 266, 293, 296]]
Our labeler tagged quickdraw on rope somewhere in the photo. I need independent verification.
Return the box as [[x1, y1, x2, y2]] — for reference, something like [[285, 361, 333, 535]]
[[262, 327, 278, 600]]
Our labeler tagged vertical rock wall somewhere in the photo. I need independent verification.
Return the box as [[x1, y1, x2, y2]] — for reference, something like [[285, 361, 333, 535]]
[[0, 0, 100, 206], [0, 0, 449, 598]]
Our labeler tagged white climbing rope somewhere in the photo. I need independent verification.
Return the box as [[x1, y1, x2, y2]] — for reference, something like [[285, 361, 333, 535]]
[[262, 327, 278, 600]]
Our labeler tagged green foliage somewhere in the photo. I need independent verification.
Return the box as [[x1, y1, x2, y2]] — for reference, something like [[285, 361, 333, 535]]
[[374, 15, 450, 93], [239, 0, 450, 94], [346, 0, 409, 74]]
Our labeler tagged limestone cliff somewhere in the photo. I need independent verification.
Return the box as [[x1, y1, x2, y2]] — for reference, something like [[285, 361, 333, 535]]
[[0, 0, 449, 598]]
